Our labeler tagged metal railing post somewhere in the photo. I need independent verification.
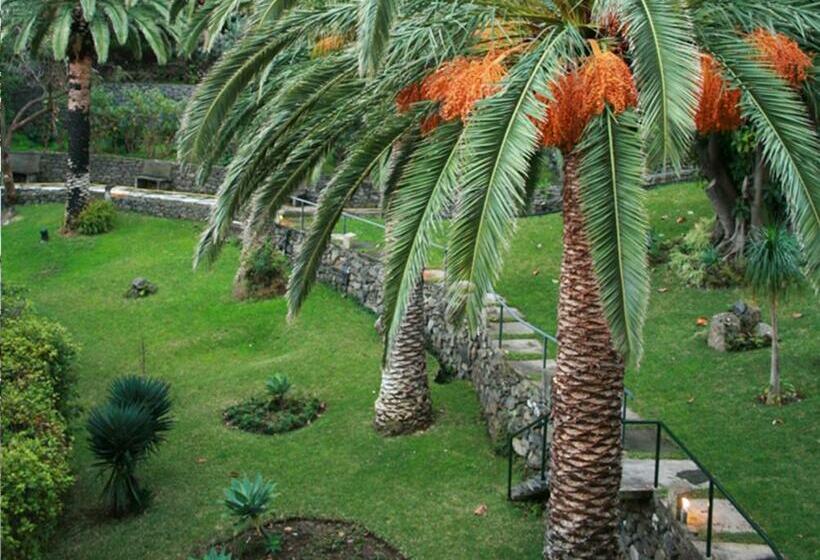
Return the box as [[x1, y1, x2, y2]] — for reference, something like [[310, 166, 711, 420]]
[[343, 214, 348, 234], [300, 202, 305, 231], [498, 305, 504, 341], [542, 337, 548, 369], [507, 437, 514, 501], [706, 480, 714, 557], [540, 418, 548, 481], [653, 423, 661, 488]]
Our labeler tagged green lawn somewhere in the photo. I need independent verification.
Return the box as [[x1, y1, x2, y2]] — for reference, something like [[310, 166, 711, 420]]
[[497, 182, 820, 559], [3, 205, 542, 560]]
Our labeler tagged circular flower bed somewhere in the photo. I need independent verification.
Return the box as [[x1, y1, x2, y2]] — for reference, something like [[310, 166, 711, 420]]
[[224, 376, 324, 435], [198, 518, 406, 559]]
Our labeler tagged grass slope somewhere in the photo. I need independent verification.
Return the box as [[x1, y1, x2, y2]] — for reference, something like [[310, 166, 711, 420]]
[[4, 205, 542, 560], [497, 182, 819, 559]]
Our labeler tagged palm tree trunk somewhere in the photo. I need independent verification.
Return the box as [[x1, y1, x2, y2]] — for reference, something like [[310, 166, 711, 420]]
[[63, 45, 93, 232], [374, 279, 433, 435], [767, 295, 780, 404], [545, 155, 625, 559]]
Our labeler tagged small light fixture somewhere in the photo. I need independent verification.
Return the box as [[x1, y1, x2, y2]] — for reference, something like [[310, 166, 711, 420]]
[[40, 228, 49, 243], [679, 496, 690, 525]]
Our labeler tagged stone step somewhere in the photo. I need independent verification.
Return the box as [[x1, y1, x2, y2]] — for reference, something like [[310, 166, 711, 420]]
[[693, 541, 776, 560], [488, 320, 537, 338], [683, 498, 754, 534], [509, 359, 556, 380], [620, 459, 706, 493], [485, 305, 520, 322], [510, 474, 550, 501], [498, 338, 544, 355]]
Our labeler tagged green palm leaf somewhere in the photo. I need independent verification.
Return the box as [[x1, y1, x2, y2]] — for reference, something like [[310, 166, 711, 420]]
[[616, 0, 699, 169], [80, 0, 97, 20], [577, 109, 649, 364], [446, 27, 576, 328], [709, 33, 820, 285], [50, 4, 73, 60], [90, 16, 111, 63], [383, 120, 464, 347], [102, 2, 129, 45], [287, 108, 423, 318], [357, 0, 397, 76]]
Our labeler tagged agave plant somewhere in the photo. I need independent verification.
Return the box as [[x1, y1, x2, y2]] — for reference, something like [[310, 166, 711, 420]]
[[264, 374, 291, 402], [189, 547, 232, 560], [745, 226, 804, 404], [87, 375, 173, 516], [224, 474, 277, 535], [179, 1, 820, 556]]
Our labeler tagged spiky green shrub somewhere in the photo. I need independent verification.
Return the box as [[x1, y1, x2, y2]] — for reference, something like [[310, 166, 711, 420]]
[[76, 200, 117, 235], [224, 474, 277, 535], [265, 375, 291, 401], [87, 376, 174, 516], [189, 548, 232, 560]]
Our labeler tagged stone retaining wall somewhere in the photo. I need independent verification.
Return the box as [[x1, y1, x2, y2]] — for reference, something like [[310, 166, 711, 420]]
[[11, 151, 381, 206], [620, 494, 703, 560]]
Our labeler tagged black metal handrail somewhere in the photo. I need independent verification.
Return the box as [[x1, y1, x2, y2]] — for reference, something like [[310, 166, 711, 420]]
[[495, 297, 557, 370], [505, 403, 784, 559], [623, 419, 784, 559]]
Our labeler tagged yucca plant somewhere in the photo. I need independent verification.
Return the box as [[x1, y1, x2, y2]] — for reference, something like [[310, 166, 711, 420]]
[[179, 1, 820, 556], [87, 375, 173, 516], [264, 374, 291, 402], [3, 0, 178, 231], [745, 226, 804, 405]]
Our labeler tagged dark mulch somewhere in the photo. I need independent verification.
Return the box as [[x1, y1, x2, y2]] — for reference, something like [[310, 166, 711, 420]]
[[199, 517, 407, 560]]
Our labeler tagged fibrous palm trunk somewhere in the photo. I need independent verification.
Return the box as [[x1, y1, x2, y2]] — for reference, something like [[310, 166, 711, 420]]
[[374, 278, 433, 435], [546, 156, 625, 559], [63, 41, 93, 232]]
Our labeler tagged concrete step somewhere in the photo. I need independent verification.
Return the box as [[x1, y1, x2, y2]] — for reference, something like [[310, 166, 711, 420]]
[[498, 338, 544, 355], [620, 459, 706, 493], [683, 498, 754, 534], [485, 305, 520, 322], [693, 541, 776, 560], [510, 475, 550, 501], [488, 320, 537, 338]]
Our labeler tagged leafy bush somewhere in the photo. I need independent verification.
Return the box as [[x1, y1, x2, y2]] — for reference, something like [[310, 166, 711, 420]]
[[236, 240, 289, 299], [224, 377, 323, 435], [0, 289, 76, 560], [76, 200, 117, 235], [87, 376, 174, 516], [189, 548, 232, 560], [669, 218, 743, 288], [90, 88, 183, 159]]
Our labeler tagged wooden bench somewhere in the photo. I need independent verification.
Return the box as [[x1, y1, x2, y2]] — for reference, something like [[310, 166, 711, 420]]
[[10, 153, 41, 183], [135, 160, 174, 189]]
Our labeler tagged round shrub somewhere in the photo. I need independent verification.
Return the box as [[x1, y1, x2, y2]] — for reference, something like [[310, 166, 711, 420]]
[[0, 436, 73, 560], [224, 377, 323, 435], [76, 200, 117, 236], [234, 240, 288, 299]]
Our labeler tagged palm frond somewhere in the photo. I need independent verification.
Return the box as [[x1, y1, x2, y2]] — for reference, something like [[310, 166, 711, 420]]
[[383, 120, 464, 349], [287, 108, 424, 318], [710, 33, 820, 286], [357, 0, 397, 76], [445, 26, 577, 328], [577, 109, 649, 364], [616, 0, 699, 169]]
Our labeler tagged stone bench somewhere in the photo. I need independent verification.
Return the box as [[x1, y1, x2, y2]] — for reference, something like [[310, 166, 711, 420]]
[[10, 153, 41, 183], [135, 160, 174, 189]]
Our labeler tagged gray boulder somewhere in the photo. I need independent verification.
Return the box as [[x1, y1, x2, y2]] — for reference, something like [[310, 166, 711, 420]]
[[708, 301, 771, 352], [126, 277, 158, 298]]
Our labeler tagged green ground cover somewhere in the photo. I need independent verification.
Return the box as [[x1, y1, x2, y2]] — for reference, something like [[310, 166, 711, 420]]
[[497, 182, 820, 559], [4, 205, 542, 560]]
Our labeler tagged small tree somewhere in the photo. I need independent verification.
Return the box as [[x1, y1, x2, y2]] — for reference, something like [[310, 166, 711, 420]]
[[745, 226, 804, 404]]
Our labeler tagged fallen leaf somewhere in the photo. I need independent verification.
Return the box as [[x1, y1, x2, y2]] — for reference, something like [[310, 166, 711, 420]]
[[772, 418, 783, 426], [676, 216, 687, 224], [687, 210, 694, 215], [473, 504, 488, 516], [532, 269, 540, 276], [687, 396, 695, 404], [657, 287, 669, 293], [284, 526, 293, 534], [696, 317, 709, 327], [792, 312, 803, 319], [195, 457, 207, 464], [661, 214, 669, 220]]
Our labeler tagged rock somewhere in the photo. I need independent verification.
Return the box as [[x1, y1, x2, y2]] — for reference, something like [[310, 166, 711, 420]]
[[731, 301, 761, 331], [126, 277, 157, 298], [754, 322, 773, 345], [628, 544, 640, 560], [708, 312, 740, 352]]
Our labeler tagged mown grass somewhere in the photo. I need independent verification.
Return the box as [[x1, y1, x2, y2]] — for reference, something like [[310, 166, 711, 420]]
[[4, 205, 542, 560], [497, 181, 820, 559]]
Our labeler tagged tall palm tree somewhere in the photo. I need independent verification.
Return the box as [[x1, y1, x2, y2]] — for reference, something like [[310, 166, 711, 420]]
[[178, 1, 820, 557], [6, 0, 177, 232]]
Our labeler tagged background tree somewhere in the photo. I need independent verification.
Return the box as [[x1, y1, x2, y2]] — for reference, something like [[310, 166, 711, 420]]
[[745, 226, 804, 405], [5, 0, 177, 232], [178, 1, 820, 557]]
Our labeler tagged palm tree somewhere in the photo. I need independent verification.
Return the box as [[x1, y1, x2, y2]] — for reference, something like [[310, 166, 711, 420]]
[[178, 1, 820, 556], [6, 0, 177, 232], [745, 226, 804, 405]]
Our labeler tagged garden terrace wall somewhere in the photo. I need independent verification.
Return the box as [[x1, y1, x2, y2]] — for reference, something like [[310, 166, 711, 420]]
[[619, 494, 703, 560], [11, 151, 382, 206]]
